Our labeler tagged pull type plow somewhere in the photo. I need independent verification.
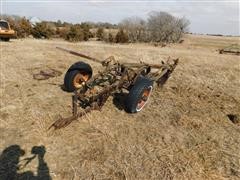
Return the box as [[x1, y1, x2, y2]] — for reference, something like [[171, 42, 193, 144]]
[[50, 47, 178, 130]]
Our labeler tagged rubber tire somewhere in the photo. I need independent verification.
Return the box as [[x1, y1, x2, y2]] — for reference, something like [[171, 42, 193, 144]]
[[4, 38, 10, 42], [64, 61, 92, 92], [0, 38, 9, 41], [125, 76, 153, 113]]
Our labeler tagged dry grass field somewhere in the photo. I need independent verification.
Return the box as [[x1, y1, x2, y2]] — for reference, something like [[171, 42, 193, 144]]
[[0, 34, 240, 179]]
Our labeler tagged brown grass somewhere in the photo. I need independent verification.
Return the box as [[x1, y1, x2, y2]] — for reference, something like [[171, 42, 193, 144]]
[[0, 34, 240, 179]]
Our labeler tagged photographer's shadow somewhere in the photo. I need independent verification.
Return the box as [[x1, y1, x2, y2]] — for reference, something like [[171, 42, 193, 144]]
[[0, 145, 51, 180]]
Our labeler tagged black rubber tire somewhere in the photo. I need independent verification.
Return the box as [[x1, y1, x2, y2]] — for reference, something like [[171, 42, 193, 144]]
[[4, 38, 10, 42], [64, 61, 92, 92], [0, 38, 9, 41], [125, 76, 153, 113]]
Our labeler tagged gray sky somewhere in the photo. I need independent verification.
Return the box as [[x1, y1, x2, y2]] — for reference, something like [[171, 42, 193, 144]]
[[1, 0, 239, 35]]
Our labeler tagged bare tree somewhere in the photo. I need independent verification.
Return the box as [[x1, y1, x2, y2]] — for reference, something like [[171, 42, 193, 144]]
[[147, 11, 190, 43], [119, 12, 189, 43], [119, 16, 147, 42]]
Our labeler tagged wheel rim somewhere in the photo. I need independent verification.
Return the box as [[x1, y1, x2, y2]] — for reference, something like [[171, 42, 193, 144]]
[[73, 72, 90, 88], [136, 86, 153, 112]]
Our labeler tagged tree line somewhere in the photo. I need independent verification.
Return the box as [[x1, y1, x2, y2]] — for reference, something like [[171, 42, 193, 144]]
[[1, 11, 189, 44]]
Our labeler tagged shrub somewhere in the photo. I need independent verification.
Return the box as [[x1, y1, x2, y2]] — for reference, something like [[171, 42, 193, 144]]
[[96, 27, 104, 40], [108, 33, 114, 43], [8, 17, 32, 38], [65, 25, 84, 42], [80, 23, 92, 41], [115, 29, 129, 43], [31, 22, 54, 39], [55, 27, 68, 38]]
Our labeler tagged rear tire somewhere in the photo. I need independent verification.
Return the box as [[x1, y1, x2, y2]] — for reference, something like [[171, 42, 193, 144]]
[[64, 61, 92, 92], [125, 76, 153, 113]]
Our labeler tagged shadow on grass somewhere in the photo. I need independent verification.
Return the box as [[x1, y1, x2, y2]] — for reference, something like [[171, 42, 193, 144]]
[[0, 145, 51, 180], [112, 92, 128, 111]]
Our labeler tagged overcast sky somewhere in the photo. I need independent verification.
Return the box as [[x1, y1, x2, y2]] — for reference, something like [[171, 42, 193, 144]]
[[1, 0, 239, 35]]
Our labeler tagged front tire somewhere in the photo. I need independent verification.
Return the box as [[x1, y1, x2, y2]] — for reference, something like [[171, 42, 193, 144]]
[[125, 76, 153, 113], [64, 61, 92, 92]]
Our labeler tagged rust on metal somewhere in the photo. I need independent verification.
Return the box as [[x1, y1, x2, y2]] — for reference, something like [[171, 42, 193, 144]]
[[56, 47, 103, 63]]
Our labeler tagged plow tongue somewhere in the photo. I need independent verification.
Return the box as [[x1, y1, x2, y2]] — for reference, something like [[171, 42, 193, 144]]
[[49, 111, 89, 130], [49, 115, 78, 130], [49, 105, 102, 130]]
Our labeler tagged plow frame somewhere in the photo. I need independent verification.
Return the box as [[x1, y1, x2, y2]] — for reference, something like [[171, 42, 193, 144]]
[[50, 47, 178, 129]]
